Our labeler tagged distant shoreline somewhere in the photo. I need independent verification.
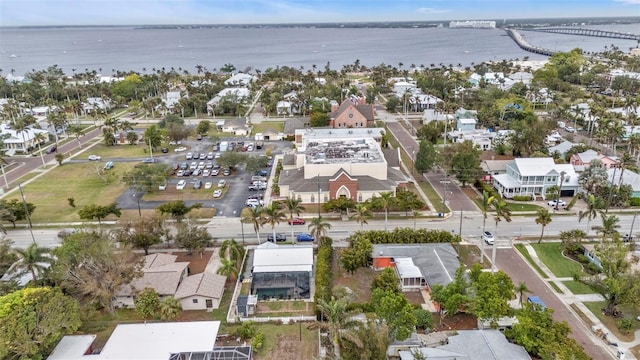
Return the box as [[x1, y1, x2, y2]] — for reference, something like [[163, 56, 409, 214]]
[[1, 16, 639, 30]]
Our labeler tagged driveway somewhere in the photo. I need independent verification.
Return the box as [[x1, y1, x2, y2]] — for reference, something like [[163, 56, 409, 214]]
[[384, 121, 478, 212], [494, 248, 615, 359]]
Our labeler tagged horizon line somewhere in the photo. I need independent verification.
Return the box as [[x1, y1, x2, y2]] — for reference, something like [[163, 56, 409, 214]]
[[1, 15, 639, 29]]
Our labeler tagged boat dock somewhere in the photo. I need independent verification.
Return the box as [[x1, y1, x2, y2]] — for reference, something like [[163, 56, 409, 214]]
[[526, 27, 640, 41], [505, 28, 555, 56]]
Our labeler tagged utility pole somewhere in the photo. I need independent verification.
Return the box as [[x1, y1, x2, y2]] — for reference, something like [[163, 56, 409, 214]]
[[459, 210, 463, 236], [18, 183, 36, 244], [317, 174, 321, 219], [629, 212, 637, 242]]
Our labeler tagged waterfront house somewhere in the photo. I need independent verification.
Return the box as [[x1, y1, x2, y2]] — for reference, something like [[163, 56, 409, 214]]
[[224, 73, 256, 86]]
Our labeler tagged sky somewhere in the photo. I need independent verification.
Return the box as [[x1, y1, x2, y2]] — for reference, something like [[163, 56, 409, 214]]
[[0, 0, 638, 26]]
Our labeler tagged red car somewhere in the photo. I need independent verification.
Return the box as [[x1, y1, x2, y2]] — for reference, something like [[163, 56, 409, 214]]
[[288, 217, 305, 225]]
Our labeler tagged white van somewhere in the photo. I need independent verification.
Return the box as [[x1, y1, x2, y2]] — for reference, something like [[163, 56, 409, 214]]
[[246, 199, 264, 208]]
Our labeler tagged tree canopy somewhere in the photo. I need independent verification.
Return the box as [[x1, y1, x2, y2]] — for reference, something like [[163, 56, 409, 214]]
[[123, 163, 171, 193], [0, 287, 81, 360]]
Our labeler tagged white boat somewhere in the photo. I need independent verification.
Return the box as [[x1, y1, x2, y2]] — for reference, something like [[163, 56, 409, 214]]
[[9, 54, 16, 58]]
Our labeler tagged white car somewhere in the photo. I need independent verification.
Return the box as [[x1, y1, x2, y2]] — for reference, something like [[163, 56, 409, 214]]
[[214, 152, 221, 159], [176, 170, 185, 177], [88, 155, 101, 161], [213, 189, 223, 198], [189, 161, 197, 170], [565, 126, 575, 133], [218, 179, 226, 188], [198, 161, 205, 169], [204, 182, 213, 189], [174, 147, 187, 152], [176, 180, 187, 190], [547, 199, 567, 208], [482, 231, 495, 245], [202, 169, 211, 177]]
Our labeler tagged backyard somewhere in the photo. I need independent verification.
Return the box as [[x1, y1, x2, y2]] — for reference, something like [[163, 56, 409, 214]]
[[220, 323, 318, 360]]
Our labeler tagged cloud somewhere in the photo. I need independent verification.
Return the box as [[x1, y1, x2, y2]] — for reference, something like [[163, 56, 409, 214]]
[[614, 0, 640, 4], [417, 7, 450, 14]]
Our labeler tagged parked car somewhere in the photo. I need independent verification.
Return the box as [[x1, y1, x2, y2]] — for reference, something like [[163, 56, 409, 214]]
[[176, 170, 185, 177], [161, 147, 169, 153], [207, 152, 214, 160], [296, 233, 314, 242], [141, 158, 157, 163], [174, 147, 187, 152], [192, 169, 202, 176], [218, 179, 226, 188], [259, 169, 269, 177], [183, 169, 192, 176], [103, 161, 114, 170], [223, 168, 231, 176], [198, 161, 205, 169], [205, 161, 213, 169], [197, 134, 203, 140], [267, 233, 287, 242], [211, 169, 220, 176], [482, 231, 495, 245], [565, 126, 575, 133], [186, 152, 193, 160], [213, 189, 223, 198], [176, 180, 187, 190], [88, 154, 101, 161], [288, 217, 306, 225], [246, 199, 264, 207], [215, 152, 221, 159], [193, 180, 202, 189], [180, 162, 188, 170], [204, 182, 213, 189], [247, 194, 264, 200], [46, 145, 57, 154], [202, 169, 211, 177], [189, 161, 198, 170], [547, 199, 566, 208], [158, 182, 167, 191]]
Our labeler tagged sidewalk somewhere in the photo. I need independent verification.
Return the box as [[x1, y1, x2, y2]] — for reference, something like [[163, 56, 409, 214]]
[[523, 243, 638, 359]]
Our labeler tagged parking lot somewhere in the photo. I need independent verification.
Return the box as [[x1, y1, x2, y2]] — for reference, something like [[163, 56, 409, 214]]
[[148, 136, 290, 218]]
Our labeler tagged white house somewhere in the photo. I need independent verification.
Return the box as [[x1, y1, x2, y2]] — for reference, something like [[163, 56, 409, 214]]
[[393, 81, 418, 97], [82, 97, 112, 113], [163, 91, 182, 109], [207, 88, 250, 115], [0, 123, 50, 154], [224, 73, 256, 86], [492, 158, 579, 199]]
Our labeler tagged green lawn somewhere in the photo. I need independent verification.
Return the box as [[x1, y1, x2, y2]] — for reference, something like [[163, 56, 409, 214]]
[[584, 301, 639, 342], [505, 202, 544, 212], [84, 142, 184, 160], [563, 280, 597, 295], [7, 162, 136, 223], [223, 323, 318, 360], [252, 121, 284, 135], [514, 244, 549, 279], [530, 242, 582, 278], [547, 281, 564, 294]]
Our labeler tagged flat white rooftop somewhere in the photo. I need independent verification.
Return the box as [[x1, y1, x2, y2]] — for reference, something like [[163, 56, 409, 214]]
[[48, 335, 96, 360], [304, 137, 384, 165], [253, 242, 313, 273], [99, 321, 219, 359]]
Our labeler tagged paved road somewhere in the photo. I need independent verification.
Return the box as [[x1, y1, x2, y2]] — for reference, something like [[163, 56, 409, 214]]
[[1, 127, 103, 189], [384, 121, 478, 212], [494, 248, 615, 359]]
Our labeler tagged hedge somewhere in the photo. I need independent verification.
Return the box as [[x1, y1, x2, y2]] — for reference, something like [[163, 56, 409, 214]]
[[314, 237, 333, 318], [512, 195, 532, 201], [346, 228, 459, 245]]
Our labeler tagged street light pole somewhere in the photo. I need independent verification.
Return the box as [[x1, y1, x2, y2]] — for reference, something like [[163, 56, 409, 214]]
[[240, 218, 245, 246], [629, 212, 637, 242], [133, 193, 141, 217], [18, 183, 36, 244]]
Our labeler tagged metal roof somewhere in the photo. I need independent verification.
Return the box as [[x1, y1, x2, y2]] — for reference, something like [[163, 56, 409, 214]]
[[252, 243, 313, 273]]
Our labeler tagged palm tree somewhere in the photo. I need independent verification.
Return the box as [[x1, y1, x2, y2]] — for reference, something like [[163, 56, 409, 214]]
[[316, 296, 359, 359], [593, 213, 621, 241], [68, 124, 85, 148], [244, 206, 265, 243], [262, 202, 286, 241], [479, 191, 494, 264], [491, 198, 511, 273], [556, 171, 566, 210], [220, 238, 244, 266], [217, 258, 239, 280], [535, 208, 552, 244], [13, 243, 51, 283], [283, 198, 305, 240], [618, 152, 635, 187], [159, 296, 182, 321], [33, 132, 47, 167], [377, 191, 395, 231], [578, 194, 603, 235], [515, 282, 530, 306], [351, 204, 372, 230], [308, 216, 332, 244], [340, 319, 391, 360]]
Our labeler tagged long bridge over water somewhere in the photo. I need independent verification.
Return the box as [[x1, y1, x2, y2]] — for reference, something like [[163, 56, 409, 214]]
[[505, 29, 555, 56], [526, 27, 640, 42]]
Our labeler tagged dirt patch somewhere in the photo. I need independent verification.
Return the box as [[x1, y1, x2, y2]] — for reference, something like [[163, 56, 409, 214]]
[[175, 310, 214, 321], [458, 244, 490, 269], [265, 333, 308, 360], [461, 186, 480, 202], [332, 249, 378, 303], [171, 250, 213, 274], [404, 291, 425, 306], [432, 313, 478, 331]]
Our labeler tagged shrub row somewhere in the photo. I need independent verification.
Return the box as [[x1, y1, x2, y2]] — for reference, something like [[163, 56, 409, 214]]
[[512, 195, 532, 202], [347, 228, 459, 244], [314, 237, 333, 318]]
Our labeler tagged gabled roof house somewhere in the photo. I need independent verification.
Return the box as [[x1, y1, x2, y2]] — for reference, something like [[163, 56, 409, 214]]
[[492, 158, 579, 199], [329, 98, 375, 128]]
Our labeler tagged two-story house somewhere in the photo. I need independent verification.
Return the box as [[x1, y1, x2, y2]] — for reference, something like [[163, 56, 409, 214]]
[[570, 149, 619, 171], [492, 158, 579, 199]]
